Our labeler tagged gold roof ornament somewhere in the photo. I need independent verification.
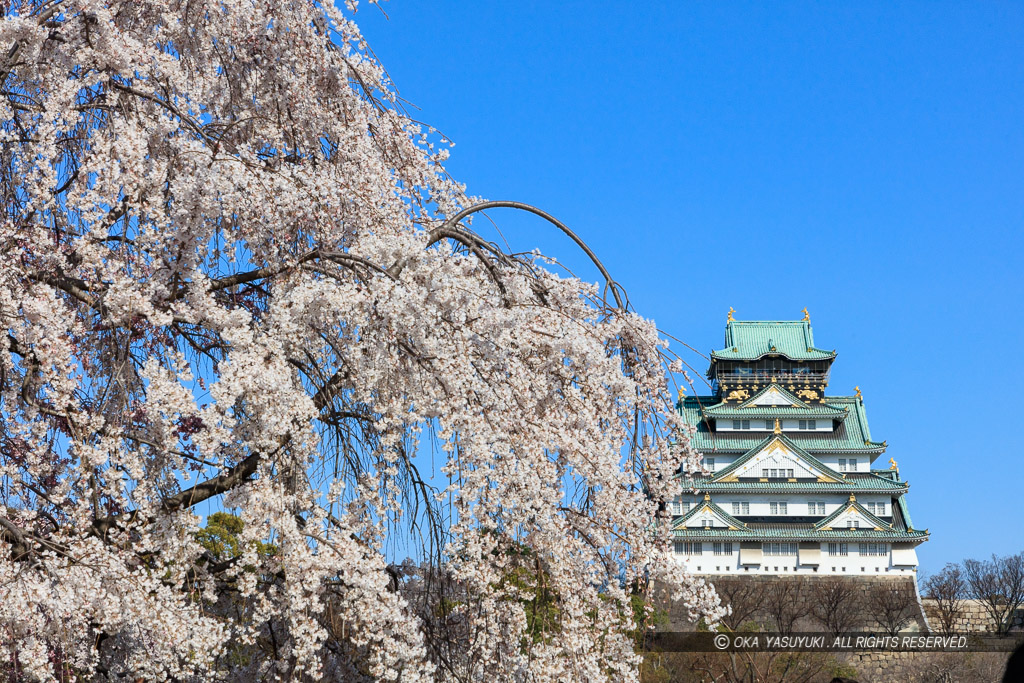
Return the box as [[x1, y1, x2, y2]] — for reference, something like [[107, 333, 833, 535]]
[[854, 385, 862, 400], [889, 458, 898, 470], [802, 307, 810, 322], [677, 387, 686, 401], [848, 493, 856, 502], [704, 493, 711, 502], [727, 307, 735, 322], [773, 418, 782, 435]]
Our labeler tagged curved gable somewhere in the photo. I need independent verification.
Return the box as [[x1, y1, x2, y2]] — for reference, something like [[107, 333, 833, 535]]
[[713, 436, 844, 483]]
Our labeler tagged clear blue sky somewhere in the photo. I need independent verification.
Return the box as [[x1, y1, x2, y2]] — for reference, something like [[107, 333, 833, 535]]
[[355, 1, 1024, 573]]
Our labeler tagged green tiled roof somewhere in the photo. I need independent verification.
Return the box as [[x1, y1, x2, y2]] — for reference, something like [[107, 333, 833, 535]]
[[710, 320, 836, 362], [678, 478, 909, 494], [702, 384, 849, 421], [703, 405, 850, 421], [678, 395, 885, 453], [897, 495, 916, 531], [672, 527, 928, 541]]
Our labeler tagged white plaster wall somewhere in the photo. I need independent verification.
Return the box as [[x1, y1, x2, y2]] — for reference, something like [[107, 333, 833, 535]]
[[781, 419, 833, 432], [714, 419, 834, 432], [813, 454, 868, 472], [695, 455, 736, 472], [673, 493, 893, 519], [673, 543, 919, 575]]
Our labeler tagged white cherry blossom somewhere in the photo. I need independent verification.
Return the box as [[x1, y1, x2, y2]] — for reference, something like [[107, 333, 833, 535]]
[[0, 1, 722, 680]]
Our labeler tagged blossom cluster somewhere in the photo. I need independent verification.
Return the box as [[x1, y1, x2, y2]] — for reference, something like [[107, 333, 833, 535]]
[[0, 1, 721, 680]]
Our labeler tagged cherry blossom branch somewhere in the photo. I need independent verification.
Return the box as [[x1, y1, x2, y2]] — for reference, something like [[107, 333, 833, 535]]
[[90, 448, 264, 538], [427, 200, 626, 310]]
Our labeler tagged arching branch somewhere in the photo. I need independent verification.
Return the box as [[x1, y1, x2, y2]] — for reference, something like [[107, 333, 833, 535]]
[[427, 200, 625, 310]]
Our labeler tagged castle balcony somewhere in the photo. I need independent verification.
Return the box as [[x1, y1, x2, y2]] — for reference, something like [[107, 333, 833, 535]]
[[714, 370, 831, 386]]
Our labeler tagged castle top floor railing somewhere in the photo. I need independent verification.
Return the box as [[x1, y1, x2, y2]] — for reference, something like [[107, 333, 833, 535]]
[[713, 371, 831, 386]]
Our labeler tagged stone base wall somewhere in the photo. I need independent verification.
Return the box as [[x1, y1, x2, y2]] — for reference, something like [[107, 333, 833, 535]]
[[662, 574, 929, 633], [651, 578, 1024, 682], [836, 650, 1011, 683], [921, 598, 1024, 633], [640, 645, 1013, 682]]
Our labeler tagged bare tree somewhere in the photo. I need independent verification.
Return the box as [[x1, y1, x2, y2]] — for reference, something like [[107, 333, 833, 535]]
[[963, 552, 1024, 635], [921, 563, 967, 635], [869, 583, 918, 635], [714, 578, 767, 631], [763, 578, 812, 636], [809, 578, 864, 637]]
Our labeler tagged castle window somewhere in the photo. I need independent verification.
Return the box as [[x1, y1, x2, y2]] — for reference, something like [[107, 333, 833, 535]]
[[808, 502, 825, 515], [764, 419, 773, 430], [858, 543, 889, 556], [798, 419, 817, 430], [713, 542, 734, 556], [732, 420, 751, 430], [732, 502, 750, 515], [763, 542, 797, 556], [838, 459, 847, 472], [676, 542, 702, 555], [769, 502, 788, 514], [849, 458, 857, 471], [671, 499, 682, 515], [827, 543, 849, 556], [705, 457, 715, 470], [847, 520, 860, 529]]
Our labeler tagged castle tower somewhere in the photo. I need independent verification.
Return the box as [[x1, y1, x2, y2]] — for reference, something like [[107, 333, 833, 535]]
[[671, 311, 927, 576]]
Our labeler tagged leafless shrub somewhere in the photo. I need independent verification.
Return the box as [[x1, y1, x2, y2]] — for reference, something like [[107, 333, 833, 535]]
[[642, 650, 851, 683], [763, 578, 811, 636], [921, 563, 967, 635], [714, 578, 767, 631], [963, 553, 1024, 635], [809, 578, 864, 637], [902, 651, 1010, 683], [868, 583, 918, 635]]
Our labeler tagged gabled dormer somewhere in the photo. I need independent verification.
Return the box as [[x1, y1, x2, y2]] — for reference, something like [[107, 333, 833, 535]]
[[702, 384, 849, 433], [672, 494, 749, 530], [745, 384, 805, 407], [710, 433, 846, 483], [813, 494, 892, 531]]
